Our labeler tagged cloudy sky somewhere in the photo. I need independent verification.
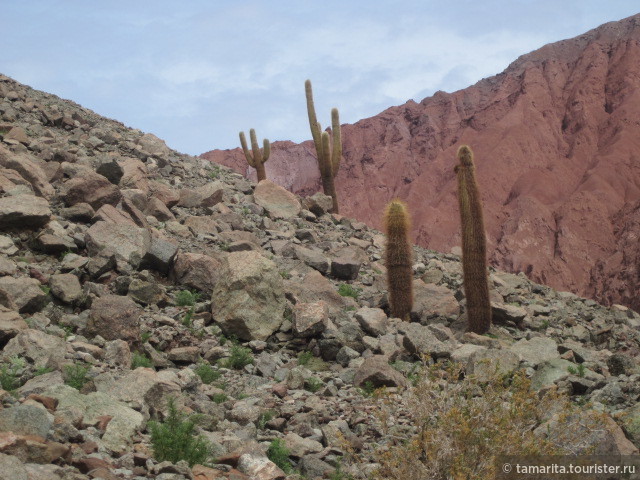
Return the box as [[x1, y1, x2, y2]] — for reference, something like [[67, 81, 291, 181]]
[[3, 2, 638, 156]]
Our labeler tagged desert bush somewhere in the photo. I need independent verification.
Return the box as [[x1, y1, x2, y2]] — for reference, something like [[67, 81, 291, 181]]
[[148, 398, 213, 467], [373, 363, 596, 480]]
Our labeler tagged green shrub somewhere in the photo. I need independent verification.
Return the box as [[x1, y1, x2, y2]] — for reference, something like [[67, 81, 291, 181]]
[[141, 331, 152, 343], [0, 357, 25, 391], [64, 364, 90, 390], [132, 352, 153, 369], [148, 399, 213, 467], [297, 351, 314, 366], [182, 306, 195, 327], [175, 290, 200, 307], [257, 410, 276, 430], [267, 438, 293, 473], [33, 366, 54, 377], [305, 377, 324, 393], [195, 362, 220, 384], [338, 284, 361, 299], [222, 345, 254, 370], [211, 393, 228, 404]]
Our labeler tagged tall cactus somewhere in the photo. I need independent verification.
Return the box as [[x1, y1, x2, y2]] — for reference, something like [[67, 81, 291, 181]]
[[384, 199, 413, 321], [239, 129, 270, 182], [305, 79, 342, 213], [455, 145, 491, 334]]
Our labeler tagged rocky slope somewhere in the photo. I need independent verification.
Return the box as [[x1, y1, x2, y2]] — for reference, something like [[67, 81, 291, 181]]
[[202, 13, 640, 314], [1, 71, 640, 480]]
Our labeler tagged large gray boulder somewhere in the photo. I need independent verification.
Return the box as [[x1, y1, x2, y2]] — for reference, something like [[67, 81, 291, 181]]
[[85, 221, 151, 269], [212, 251, 285, 341], [0, 194, 51, 229]]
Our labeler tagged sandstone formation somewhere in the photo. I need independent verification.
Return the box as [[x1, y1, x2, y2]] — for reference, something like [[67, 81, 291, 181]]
[[203, 14, 640, 313]]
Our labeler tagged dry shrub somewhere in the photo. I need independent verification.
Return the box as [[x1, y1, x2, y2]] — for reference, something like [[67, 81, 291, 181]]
[[373, 362, 603, 480]]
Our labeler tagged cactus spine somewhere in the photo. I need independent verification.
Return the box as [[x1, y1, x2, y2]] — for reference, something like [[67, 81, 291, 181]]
[[239, 129, 270, 182], [384, 199, 413, 321], [305, 79, 342, 213], [455, 145, 491, 334]]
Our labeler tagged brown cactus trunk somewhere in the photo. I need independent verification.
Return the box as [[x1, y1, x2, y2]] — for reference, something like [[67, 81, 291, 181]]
[[323, 174, 339, 214], [455, 145, 491, 334], [256, 162, 267, 182], [384, 200, 413, 320]]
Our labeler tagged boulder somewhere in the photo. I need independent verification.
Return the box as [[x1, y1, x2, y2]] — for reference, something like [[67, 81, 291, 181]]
[[411, 280, 460, 323], [85, 295, 142, 346], [0, 276, 48, 313], [254, 180, 301, 219], [1, 329, 67, 368], [355, 307, 388, 337], [0, 195, 51, 229], [170, 251, 224, 295], [85, 221, 151, 269], [212, 251, 285, 341], [48, 273, 82, 304], [44, 385, 144, 454], [59, 171, 121, 209], [353, 355, 408, 389], [292, 301, 329, 338]]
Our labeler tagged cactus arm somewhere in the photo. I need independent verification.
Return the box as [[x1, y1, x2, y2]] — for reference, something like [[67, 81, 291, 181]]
[[330, 108, 342, 175], [305, 79, 323, 157], [262, 139, 271, 163], [239, 131, 256, 168]]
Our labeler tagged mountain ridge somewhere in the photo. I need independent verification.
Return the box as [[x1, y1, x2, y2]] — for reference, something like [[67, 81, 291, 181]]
[[202, 13, 640, 313]]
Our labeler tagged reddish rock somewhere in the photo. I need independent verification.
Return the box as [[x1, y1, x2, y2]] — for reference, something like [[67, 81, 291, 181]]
[[85, 295, 142, 347], [203, 14, 640, 313], [60, 171, 121, 209]]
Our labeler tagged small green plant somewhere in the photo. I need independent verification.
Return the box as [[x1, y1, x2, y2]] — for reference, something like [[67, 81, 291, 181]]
[[194, 362, 220, 384], [358, 381, 377, 397], [298, 351, 314, 366], [0, 356, 25, 391], [267, 438, 293, 474], [257, 410, 276, 430], [219, 242, 230, 252], [208, 165, 221, 179], [64, 364, 90, 390], [175, 290, 200, 307], [567, 365, 577, 375], [541, 319, 550, 329], [141, 331, 152, 343], [61, 325, 75, 339], [33, 366, 54, 377], [330, 460, 355, 480], [182, 306, 195, 327], [279, 270, 292, 280], [211, 393, 228, 404], [305, 376, 324, 393], [222, 345, 254, 370], [40, 285, 51, 295], [338, 283, 361, 299], [60, 248, 73, 260], [132, 352, 153, 369], [148, 398, 213, 467], [569, 363, 586, 377]]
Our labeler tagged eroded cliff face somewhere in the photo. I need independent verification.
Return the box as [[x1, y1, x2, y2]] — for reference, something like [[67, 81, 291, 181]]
[[202, 14, 640, 312]]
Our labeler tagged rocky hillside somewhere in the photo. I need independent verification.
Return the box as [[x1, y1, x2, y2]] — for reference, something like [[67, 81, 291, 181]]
[[1, 71, 640, 480], [202, 13, 640, 314]]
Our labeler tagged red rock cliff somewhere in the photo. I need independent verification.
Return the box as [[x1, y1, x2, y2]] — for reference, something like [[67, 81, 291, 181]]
[[202, 14, 640, 312]]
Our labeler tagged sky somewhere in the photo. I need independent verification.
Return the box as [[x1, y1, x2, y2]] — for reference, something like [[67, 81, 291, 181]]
[[2, 2, 639, 156]]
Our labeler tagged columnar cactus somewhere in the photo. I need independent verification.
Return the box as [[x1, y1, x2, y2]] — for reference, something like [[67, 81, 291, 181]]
[[455, 145, 492, 334], [239, 129, 270, 182], [384, 199, 413, 321], [305, 79, 342, 213]]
